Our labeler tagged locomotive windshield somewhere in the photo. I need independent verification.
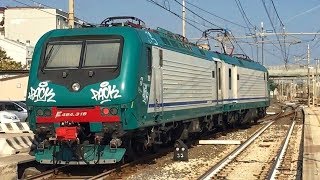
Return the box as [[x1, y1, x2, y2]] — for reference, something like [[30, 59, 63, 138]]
[[45, 41, 82, 68], [43, 38, 121, 69], [83, 40, 120, 67]]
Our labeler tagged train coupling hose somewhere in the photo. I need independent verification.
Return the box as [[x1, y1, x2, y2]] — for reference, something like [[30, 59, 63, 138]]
[[110, 138, 122, 149]]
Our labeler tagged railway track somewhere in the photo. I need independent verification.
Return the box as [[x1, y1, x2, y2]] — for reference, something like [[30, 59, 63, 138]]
[[23, 146, 173, 180], [199, 107, 301, 180]]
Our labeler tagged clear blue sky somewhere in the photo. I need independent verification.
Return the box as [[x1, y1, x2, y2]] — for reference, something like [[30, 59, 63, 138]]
[[2, 0, 320, 66]]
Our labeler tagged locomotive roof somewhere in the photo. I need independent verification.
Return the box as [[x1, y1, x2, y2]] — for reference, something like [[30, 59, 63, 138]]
[[139, 27, 267, 72], [38, 26, 267, 72]]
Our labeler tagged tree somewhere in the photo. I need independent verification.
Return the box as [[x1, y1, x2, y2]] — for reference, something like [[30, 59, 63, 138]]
[[0, 48, 23, 70], [269, 79, 278, 99], [269, 79, 277, 92]]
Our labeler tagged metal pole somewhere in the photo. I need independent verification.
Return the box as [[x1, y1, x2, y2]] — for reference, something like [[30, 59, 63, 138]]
[[182, 0, 186, 37], [307, 44, 311, 107], [291, 80, 294, 101], [261, 22, 264, 65], [316, 59, 319, 99], [255, 26, 259, 62], [316, 59, 319, 106], [68, 0, 75, 28], [313, 72, 315, 106], [282, 81, 284, 101]]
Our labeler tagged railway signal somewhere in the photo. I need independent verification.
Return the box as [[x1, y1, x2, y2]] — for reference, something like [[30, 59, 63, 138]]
[[173, 140, 188, 161]]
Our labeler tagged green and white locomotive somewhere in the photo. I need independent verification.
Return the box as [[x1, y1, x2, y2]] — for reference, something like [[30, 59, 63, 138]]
[[26, 17, 269, 165]]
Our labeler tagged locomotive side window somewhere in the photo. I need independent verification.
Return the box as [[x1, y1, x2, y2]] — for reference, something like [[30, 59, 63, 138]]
[[218, 68, 221, 90], [83, 40, 120, 67], [45, 41, 82, 68], [147, 47, 152, 75], [159, 49, 163, 67], [229, 68, 231, 90], [237, 74, 239, 80], [212, 71, 215, 78]]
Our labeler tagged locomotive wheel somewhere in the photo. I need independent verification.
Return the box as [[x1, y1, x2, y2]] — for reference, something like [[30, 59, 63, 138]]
[[226, 112, 236, 129], [123, 138, 136, 162], [132, 139, 148, 156], [234, 112, 240, 125], [151, 143, 161, 153]]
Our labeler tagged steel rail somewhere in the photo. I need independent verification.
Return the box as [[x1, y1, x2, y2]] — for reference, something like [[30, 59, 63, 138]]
[[268, 120, 296, 179], [267, 109, 298, 179], [24, 165, 69, 180]]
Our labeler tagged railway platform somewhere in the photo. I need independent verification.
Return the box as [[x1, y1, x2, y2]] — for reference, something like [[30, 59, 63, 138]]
[[303, 107, 320, 179]]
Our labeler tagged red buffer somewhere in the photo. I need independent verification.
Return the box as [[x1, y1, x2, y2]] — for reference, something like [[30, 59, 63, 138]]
[[56, 127, 78, 141]]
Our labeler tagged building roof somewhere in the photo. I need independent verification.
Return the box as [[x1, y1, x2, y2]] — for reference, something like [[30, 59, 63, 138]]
[[0, 73, 29, 81], [6, 6, 46, 9], [0, 70, 29, 75]]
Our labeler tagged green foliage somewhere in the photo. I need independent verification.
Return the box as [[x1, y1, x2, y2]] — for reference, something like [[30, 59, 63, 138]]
[[269, 79, 277, 92], [0, 48, 23, 70]]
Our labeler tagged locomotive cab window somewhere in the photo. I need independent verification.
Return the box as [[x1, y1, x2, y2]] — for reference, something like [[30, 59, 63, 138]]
[[42, 36, 123, 70], [45, 41, 82, 68], [83, 39, 121, 67]]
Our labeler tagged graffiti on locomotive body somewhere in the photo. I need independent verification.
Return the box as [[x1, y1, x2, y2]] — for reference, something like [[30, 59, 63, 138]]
[[91, 81, 122, 104], [28, 82, 56, 102], [145, 31, 158, 45]]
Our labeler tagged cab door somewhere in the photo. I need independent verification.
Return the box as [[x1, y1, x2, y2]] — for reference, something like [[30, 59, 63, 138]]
[[216, 61, 223, 104], [232, 65, 238, 101], [150, 47, 163, 116]]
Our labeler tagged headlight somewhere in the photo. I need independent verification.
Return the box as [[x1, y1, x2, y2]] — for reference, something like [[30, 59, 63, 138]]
[[37, 109, 44, 116], [110, 107, 118, 115], [44, 109, 51, 116], [72, 82, 81, 91]]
